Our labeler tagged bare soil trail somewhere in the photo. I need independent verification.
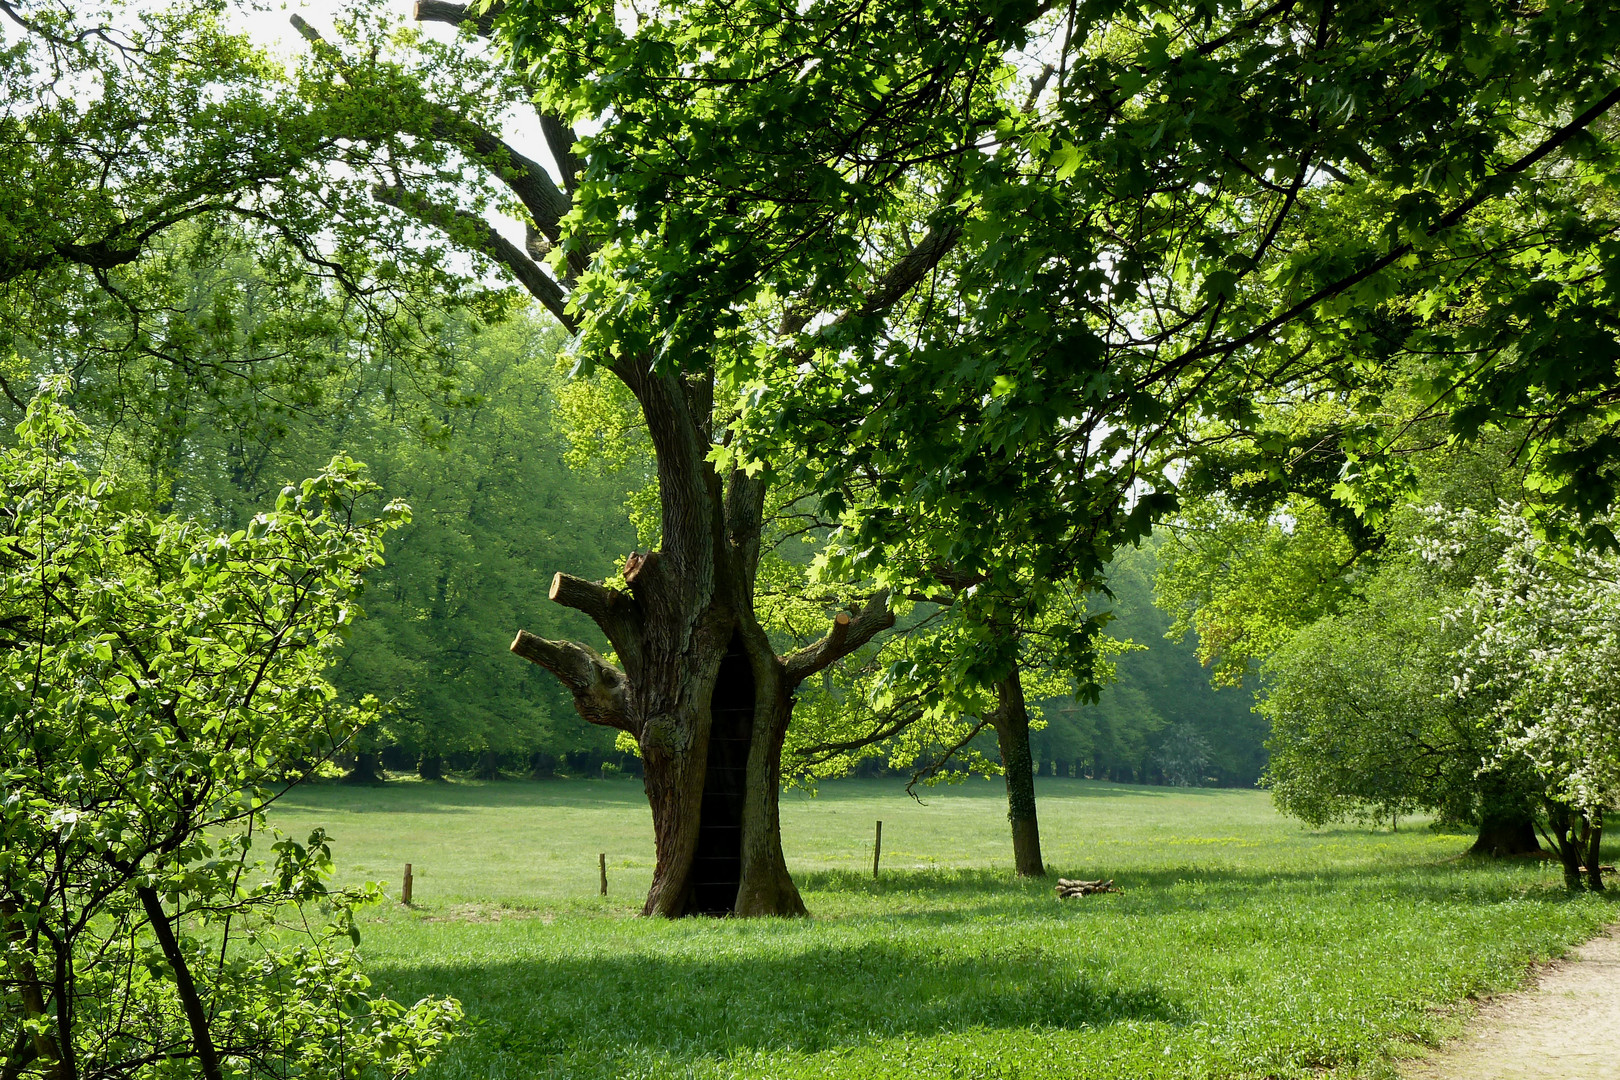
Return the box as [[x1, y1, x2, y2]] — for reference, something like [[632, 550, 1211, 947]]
[[1403, 925, 1620, 1080]]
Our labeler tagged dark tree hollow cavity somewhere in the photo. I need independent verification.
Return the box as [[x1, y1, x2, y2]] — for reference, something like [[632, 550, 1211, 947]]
[[691, 632, 754, 914]]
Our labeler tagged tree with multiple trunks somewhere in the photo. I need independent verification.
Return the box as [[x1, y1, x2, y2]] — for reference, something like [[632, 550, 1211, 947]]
[[1437, 507, 1620, 889]]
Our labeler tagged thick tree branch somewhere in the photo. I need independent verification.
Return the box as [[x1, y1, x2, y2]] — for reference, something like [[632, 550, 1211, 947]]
[[849, 219, 964, 320], [510, 631, 635, 731], [413, 0, 497, 34], [779, 218, 963, 336], [294, 12, 575, 256], [548, 572, 643, 678], [539, 113, 585, 198], [371, 183, 574, 329], [410, 1, 583, 196], [783, 590, 895, 686], [423, 111, 572, 240]]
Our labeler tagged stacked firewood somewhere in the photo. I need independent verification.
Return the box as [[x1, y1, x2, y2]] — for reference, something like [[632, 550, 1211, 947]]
[[1055, 877, 1120, 898]]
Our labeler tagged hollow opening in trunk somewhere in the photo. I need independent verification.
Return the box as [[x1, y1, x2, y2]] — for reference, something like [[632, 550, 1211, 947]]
[[691, 631, 754, 915]]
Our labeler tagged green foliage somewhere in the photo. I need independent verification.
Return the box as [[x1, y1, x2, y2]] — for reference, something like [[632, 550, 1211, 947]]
[[486, 0, 1620, 647], [268, 779, 1616, 1079], [3, 219, 645, 769], [321, 313, 643, 766], [1080, 539, 1265, 785], [1258, 565, 1489, 827], [1156, 501, 1361, 688], [0, 387, 459, 1078]]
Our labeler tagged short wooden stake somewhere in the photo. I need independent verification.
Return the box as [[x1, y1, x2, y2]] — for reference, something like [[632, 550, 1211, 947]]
[[599, 852, 608, 896], [402, 863, 413, 906], [872, 820, 882, 879]]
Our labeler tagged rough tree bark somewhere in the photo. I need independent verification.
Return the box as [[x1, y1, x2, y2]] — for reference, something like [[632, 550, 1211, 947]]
[[505, 371, 892, 916], [512, 480, 892, 915], [1470, 809, 1541, 857], [987, 666, 1045, 878]]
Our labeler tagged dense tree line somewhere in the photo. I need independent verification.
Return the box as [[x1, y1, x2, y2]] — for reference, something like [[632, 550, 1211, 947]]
[[1, 223, 1256, 786]]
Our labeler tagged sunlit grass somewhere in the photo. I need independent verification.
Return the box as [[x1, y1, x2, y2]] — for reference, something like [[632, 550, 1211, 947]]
[[270, 777, 1615, 1079]]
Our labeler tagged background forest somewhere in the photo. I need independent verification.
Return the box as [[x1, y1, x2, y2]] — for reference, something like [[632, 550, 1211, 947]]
[[0, 224, 1259, 788]]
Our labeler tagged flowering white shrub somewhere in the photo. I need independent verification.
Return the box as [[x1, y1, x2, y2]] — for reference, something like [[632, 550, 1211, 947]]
[[1436, 508, 1620, 817]]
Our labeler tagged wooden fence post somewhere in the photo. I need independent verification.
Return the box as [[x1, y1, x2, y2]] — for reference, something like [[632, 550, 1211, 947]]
[[599, 852, 608, 896], [873, 821, 882, 879], [402, 863, 413, 906]]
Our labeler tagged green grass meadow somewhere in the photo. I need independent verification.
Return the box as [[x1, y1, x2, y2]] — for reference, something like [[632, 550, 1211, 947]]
[[269, 778, 1616, 1080]]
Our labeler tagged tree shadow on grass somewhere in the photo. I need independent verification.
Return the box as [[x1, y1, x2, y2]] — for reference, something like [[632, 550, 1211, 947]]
[[371, 941, 1188, 1064]]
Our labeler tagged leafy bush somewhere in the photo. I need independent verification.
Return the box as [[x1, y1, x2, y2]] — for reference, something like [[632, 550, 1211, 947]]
[[0, 386, 461, 1079]]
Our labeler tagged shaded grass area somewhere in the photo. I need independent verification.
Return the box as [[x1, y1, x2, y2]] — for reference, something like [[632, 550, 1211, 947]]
[[270, 778, 1616, 1079]]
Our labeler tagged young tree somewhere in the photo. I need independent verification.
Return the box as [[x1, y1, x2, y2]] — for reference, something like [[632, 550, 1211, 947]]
[[0, 387, 460, 1080]]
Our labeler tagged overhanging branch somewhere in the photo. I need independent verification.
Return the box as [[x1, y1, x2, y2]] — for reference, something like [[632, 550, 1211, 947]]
[[410, 0, 583, 197], [371, 183, 574, 329], [413, 0, 497, 34], [906, 714, 993, 796], [779, 218, 963, 336]]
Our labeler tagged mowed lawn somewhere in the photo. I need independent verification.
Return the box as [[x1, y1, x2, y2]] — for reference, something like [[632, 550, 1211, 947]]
[[270, 778, 1615, 1080]]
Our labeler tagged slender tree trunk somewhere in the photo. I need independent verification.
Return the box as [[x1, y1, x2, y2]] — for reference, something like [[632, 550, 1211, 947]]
[[989, 667, 1045, 878], [416, 753, 444, 781], [135, 887, 222, 1080], [1585, 810, 1605, 893], [1, 898, 62, 1079]]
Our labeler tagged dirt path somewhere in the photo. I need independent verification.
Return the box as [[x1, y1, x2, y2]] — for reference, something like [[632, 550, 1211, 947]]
[[1403, 926, 1620, 1080]]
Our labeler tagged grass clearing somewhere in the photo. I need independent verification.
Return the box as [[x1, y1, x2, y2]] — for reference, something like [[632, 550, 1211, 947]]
[[270, 778, 1616, 1079]]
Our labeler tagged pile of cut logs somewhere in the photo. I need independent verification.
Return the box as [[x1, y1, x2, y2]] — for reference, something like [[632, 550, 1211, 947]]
[[1055, 877, 1120, 898]]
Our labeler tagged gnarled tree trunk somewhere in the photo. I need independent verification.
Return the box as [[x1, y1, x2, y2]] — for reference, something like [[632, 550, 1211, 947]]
[[510, 369, 891, 916], [1470, 808, 1541, 857]]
